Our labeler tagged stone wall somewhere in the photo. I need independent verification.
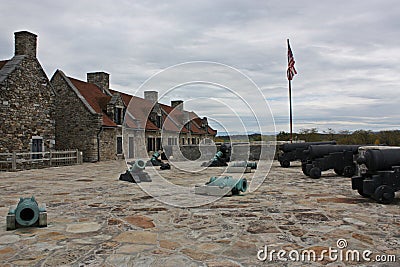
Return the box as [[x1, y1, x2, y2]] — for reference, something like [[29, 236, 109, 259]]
[[166, 143, 276, 161], [0, 57, 55, 153], [51, 71, 102, 162], [99, 127, 118, 161]]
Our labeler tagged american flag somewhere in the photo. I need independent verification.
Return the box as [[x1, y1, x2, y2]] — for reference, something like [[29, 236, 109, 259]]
[[287, 39, 297, 80]]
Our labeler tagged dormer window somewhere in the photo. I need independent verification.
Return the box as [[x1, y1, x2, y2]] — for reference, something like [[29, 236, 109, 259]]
[[114, 106, 124, 125], [156, 115, 162, 128]]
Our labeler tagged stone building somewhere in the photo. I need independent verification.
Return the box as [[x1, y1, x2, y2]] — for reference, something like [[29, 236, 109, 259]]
[[120, 90, 217, 156], [51, 70, 216, 162], [51, 71, 125, 162], [0, 31, 55, 154]]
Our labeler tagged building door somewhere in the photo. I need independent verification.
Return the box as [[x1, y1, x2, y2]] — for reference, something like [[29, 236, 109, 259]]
[[128, 137, 134, 158], [117, 137, 123, 155], [156, 138, 162, 151], [32, 138, 42, 159], [147, 137, 155, 152]]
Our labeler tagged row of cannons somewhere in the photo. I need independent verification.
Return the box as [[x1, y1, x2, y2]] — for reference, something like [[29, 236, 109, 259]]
[[119, 143, 253, 197], [278, 141, 400, 204]]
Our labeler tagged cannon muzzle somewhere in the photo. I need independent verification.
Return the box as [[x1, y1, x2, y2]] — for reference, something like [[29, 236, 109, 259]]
[[7, 196, 47, 230], [130, 159, 146, 173]]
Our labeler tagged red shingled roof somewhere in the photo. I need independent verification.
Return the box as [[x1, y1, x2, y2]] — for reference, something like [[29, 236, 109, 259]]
[[69, 77, 117, 127], [109, 89, 159, 131], [107, 88, 217, 135]]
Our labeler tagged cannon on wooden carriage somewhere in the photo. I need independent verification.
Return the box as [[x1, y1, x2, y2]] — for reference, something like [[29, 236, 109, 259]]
[[352, 146, 400, 204], [277, 141, 336, 168], [302, 145, 361, 179]]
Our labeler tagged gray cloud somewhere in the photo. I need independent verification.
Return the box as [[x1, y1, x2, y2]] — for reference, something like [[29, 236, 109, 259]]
[[1, 0, 400, 134]]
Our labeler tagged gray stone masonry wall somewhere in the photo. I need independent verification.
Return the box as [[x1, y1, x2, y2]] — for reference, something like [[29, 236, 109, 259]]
[[51, 72, 102, 162], [14, 31, 37, 58], [99, 127, 118, 161], [87, 72, 109, 93], [0, 57, 55, 153]]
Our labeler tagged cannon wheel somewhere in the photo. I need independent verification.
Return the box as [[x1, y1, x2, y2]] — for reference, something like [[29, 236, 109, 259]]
[[334, 168, 343, 176], [373, 185, 395, 204], [357, 188, 370, 198], [301, 164, 309, 176], [309, 167, 322, 179], [280, 160, 290, 168], [343, 165, 356, 177]]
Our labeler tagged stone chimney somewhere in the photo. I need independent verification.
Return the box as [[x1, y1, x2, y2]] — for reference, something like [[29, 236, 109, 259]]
[[14, 31, 37, 58], [87, 72, 110, 94], [171, 100, 184, 111], [144, 91, 158, 104]]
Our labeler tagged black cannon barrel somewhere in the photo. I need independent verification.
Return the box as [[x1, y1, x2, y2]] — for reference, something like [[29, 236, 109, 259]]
[[280, 141, 336, 153], [305, 145, 360, 159], [358, 148, 400, 171]]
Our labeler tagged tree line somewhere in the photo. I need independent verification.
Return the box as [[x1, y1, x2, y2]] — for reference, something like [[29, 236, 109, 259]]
[[277, 128, 400, 146]]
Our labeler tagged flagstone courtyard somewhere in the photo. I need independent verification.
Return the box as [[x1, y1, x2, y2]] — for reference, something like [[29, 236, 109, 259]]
[[0, 160, 399, 266]]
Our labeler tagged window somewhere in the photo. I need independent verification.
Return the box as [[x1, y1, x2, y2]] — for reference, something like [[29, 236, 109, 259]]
[[182, 138, 185, 145], [147, 137, 155, 152], [156, 115, 162, 128], [114, 107, 123, 125], [117, 136, 123, 154], [31, 137, 43, 159], [168, 138, 178, 146]]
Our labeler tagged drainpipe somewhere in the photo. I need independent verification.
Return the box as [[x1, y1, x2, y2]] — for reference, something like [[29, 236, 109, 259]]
[[96, 127, 103, 162]]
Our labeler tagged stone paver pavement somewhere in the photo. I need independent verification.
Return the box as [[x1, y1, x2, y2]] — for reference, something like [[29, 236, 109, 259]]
[[0, 160, 399, 266]]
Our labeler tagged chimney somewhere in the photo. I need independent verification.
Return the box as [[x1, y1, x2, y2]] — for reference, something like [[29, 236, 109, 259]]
[[87, 72, 110, 94], [14, 31, 37, 58], [144, 91, 158, 104], [171, 100, 184, 111]]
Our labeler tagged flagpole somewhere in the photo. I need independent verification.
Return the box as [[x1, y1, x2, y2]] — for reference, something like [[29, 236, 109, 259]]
[[287, 38, 293, 143], [288, 78, 293, 143]]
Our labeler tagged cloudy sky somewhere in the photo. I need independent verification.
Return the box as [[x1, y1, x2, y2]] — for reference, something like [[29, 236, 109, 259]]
[[1, 0, 400, 135]]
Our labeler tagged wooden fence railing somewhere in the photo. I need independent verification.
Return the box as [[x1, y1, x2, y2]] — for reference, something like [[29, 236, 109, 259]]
[[0, 150, 83, 172]]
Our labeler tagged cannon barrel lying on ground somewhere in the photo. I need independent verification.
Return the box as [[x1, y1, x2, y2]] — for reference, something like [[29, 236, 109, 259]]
[[352, 147, 400, 204], [7, 196, 47, 230], [194, 176, 247, 196], [303, 145, 361, 179], [229, 161, 257, 169], [278, 141, 336, 168]]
